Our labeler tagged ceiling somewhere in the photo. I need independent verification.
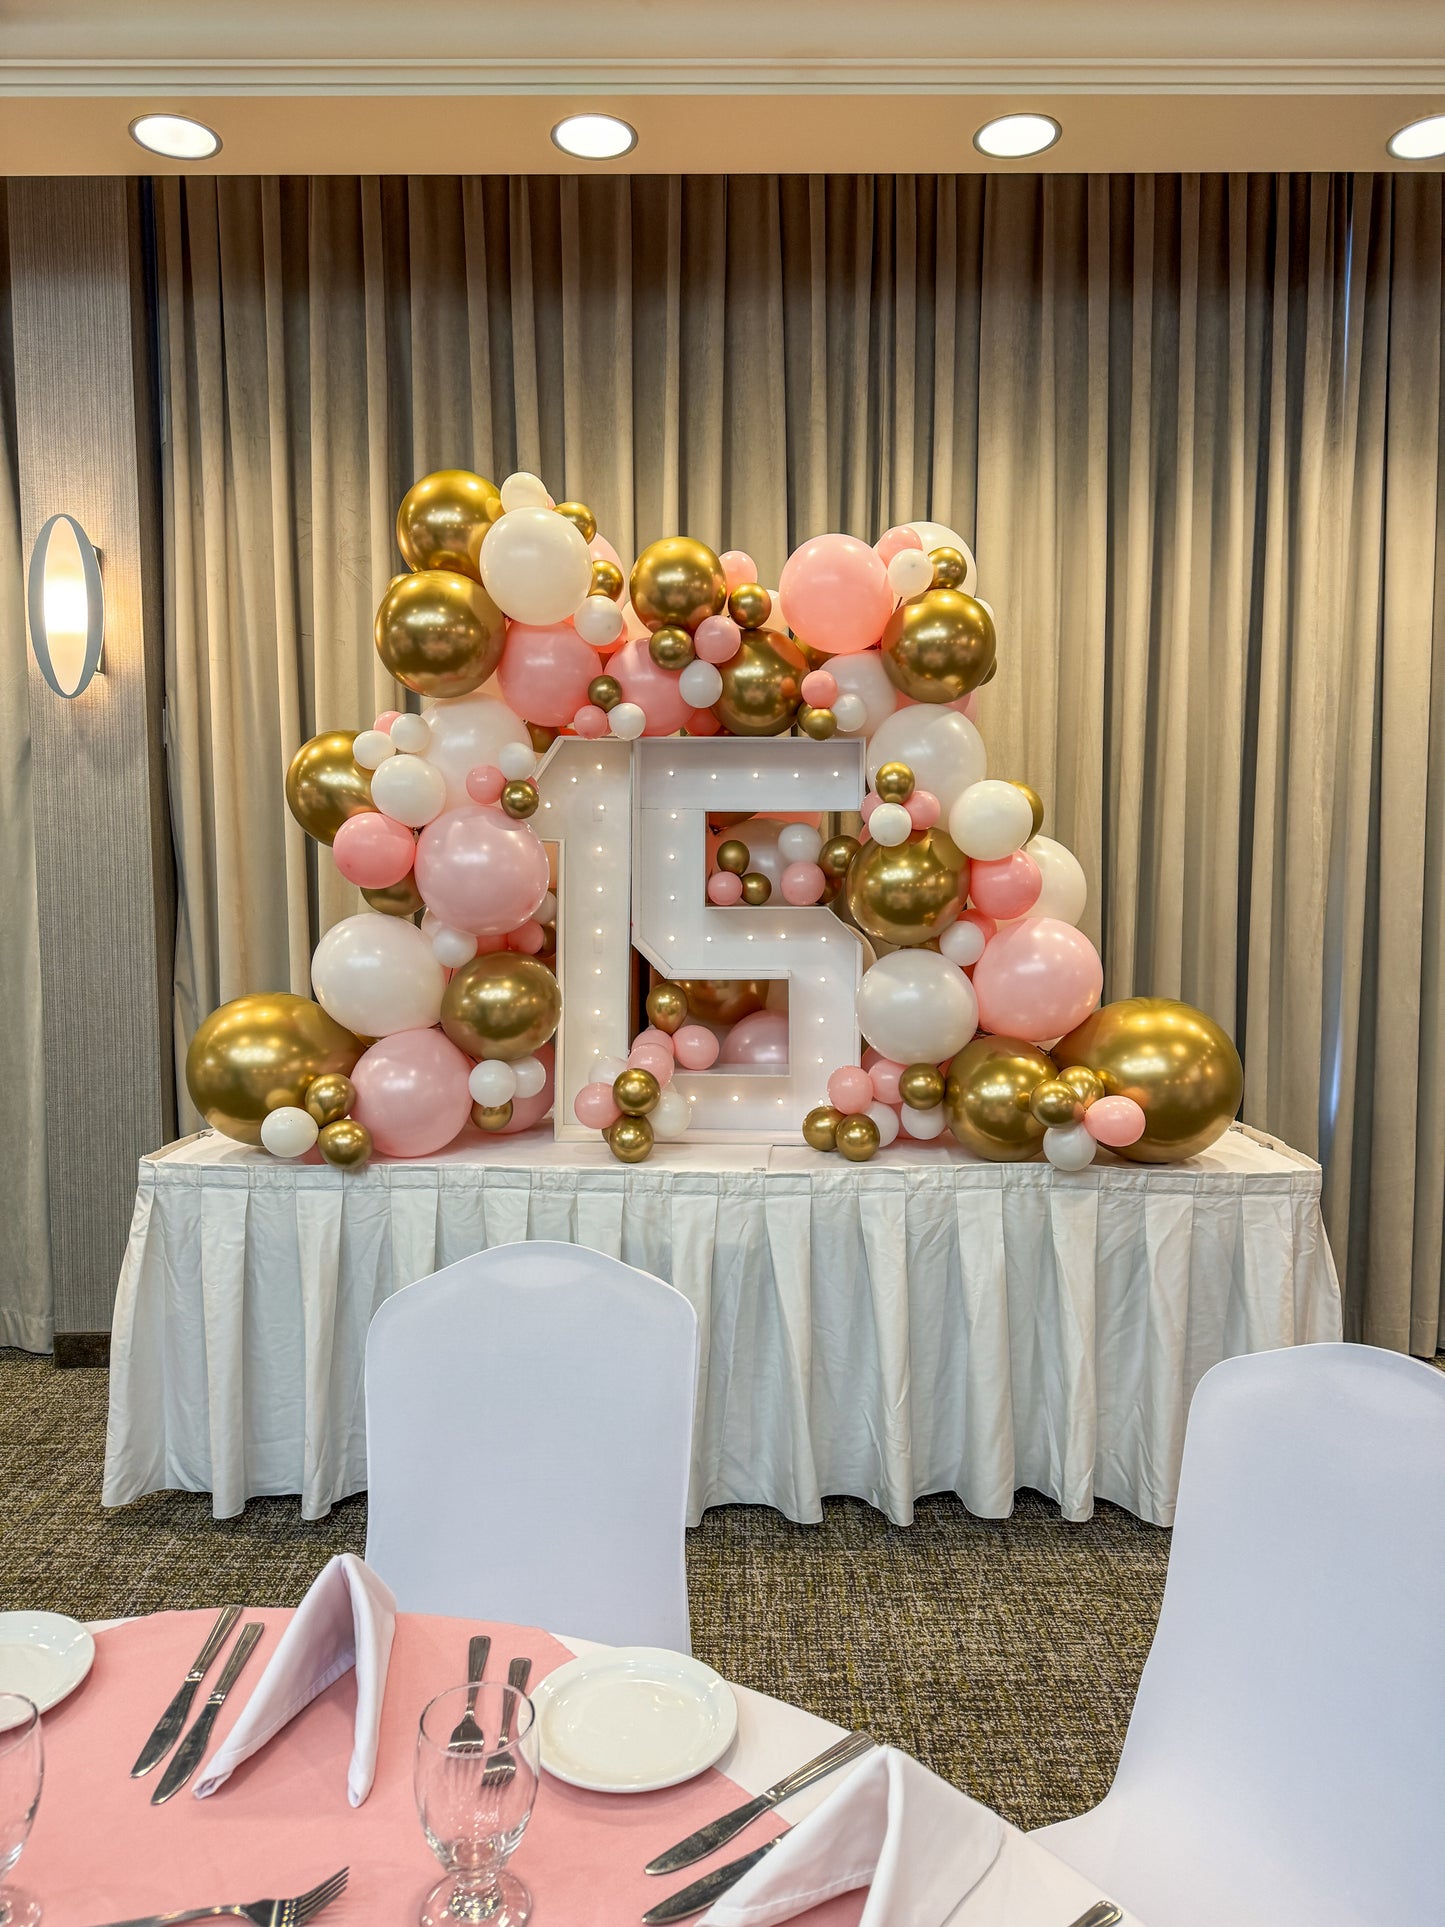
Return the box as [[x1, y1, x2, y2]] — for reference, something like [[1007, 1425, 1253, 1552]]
[[2, 0, 1443, 175]]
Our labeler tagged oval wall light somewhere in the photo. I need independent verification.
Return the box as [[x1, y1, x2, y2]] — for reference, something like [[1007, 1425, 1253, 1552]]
[[28, 514, 105, 698], [973, 113, 1062, 159], [551, 114, 638, 160], [1387, 115, 1445, 161], [129, 112, 222, 159]]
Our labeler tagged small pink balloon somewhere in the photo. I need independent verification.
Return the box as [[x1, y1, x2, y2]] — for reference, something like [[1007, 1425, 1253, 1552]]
[[414, 803, 550, 937], [331, 810, 416, 889], [465, 764, 506, 805], [1084, 1095, 1147, 1148], [827, 1065, 875, 1114], [497, 620, 598, 728], [508, 919, 546, 954], [632, 1027, 677, 1056], [574, 1080, 621, 1129], [572, 703, 610, 739], [720, 1009, 790, 1067], [611, 634, 694, 735], [781, 860, 826, 905], [970, 850, 1043, 919], [874, 526, 924, 564], [589, 532, 623, 571], [708, 871, 744, 905], [694, 614, 743, 664], [961, 907, 997, 946], [864, 1056, 906, 1104], [350, 1027, 473, 1157], [861, 791, 882, 824], [800, 669, 839, 707], [719, 549, 757, 592], [905, 789, 940, 831], [494, 1041, 554, 1135], [686, 706, 722, 737], [628, 1042, 675, 1086], [972, 918, 1104, 1043], [961, 691, 981, 723], [780, 533, 892, 656], [674, 1024, 721, 1071], [373, 709, 402, 733]]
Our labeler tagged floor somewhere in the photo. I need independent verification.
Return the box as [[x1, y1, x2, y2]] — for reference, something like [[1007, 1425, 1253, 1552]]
[[0, 1347, 1168, 1829]]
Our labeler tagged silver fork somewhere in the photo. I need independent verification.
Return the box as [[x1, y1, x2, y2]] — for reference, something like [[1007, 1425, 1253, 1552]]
[[447, 1635, 492, 1750], [88, 1864, 348, 1927], [481, 1657, 532, 1787]]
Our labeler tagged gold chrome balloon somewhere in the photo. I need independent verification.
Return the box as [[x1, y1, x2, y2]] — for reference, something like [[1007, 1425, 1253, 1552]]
[[1029, 1077, 1082, 1128], [554, 501, 597, 544], [285, 731, 373, 846], [588, 674, 622, 711], [874, 761, 915, 804], [741, 873, 772, 905], [375, 569, 507, 699], [500, 779, 539, 819], [613, 1067, 661, 1115], [836, 1114, 881, 1162], [471, 1099, 514, 1132], [441, 955, 561, 1062], [395, 469, 503, 580], [802, 1104, 842, 1151], [186, 994, 362, 1146], [798, 705, 837, 740], [646, 981, 689, 1034], [305, 1072, 356, 1127], [649, 625, 695, 670], [590, 558, 625, 601], [1058, 1065, 1106, 1109], [630, 538, 728, 633], [898, 1064, 945, 1111], [362, 872, 425, 919], [715, 629, 806, 736], [607, 1114, 654, 1162], [1013, 781, 1045, 838], [944, 1036, 1054, 1160], [845, 829, 967, 947], [318, 1118, 372, 1168], [929, 545, 969, 590], [727, 583, 772, 629], [716, 839, 751, 875], [528, 723, 558, 754], [679, 978, 769, 1025], [1054, 999, 1244, 1163], [880, 588, 996, 704], [819, 834, 860, 879]]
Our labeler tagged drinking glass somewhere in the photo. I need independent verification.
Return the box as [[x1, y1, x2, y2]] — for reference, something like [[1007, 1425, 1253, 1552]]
[[414, 1682, 540, 1926], [0, 1695, 42, 1927]]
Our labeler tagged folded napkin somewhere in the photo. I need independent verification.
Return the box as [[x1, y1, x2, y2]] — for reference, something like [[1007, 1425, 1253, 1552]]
[[194, 1553, 397, 1806], [700, 1746, 1004, 1927]]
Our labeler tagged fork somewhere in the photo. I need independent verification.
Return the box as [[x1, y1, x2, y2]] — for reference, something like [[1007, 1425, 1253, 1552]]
[[447, 1634, 492, 1750], [481, 1657, 532, 1787], [88, 1865, 348, 1927]]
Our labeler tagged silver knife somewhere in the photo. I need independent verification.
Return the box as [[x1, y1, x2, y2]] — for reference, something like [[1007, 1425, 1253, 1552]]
[[130, 1606, 242, 1778], [1067, 1907, 1123, 1927], [151, 1622, 264, 1806], [642, 1839, 778, 1924], [645, 1731, 873, 1875]]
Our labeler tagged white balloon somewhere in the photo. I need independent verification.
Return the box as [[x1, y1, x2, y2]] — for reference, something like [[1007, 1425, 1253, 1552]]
[[312, 913, 445, 1037], [678, 659, 724, 708], [497, 741, 537, 780], [938, 919, 987, 968], [832, 693, 868, 734], [856, 950, 978, 1065], [651, 1085, 693, 1139], [609, 702, 646, 740], [1021, 835, 1088, 926], [574, 594, 625, 649], [887, 548, 934, 600], [469, 1059, 518, 1106], [389, 713, 432, 755], [947, 779, 1033, 860], [512, 1055, 548, 1100], [867, 703, 986, 813], [829, 650, 898, 736], [1044, 1122, 1097, 1171], [352, 728, 395, 770], [500, 470, 551, 512], [900, 1101, 947, 1140], [868, 1101, 901, 1148], [538, 891, 558, 925], [260, 1106, 319, 1159], [777, 822, 823, 864], [869, 802, 913, 847], [480, 506, 592, 625], [421, 692, 530, 810], [430, 923, 479, 968], [593, 1054, 628, 1084], [908, 522, 979, 593], [369, 752, 447, 828]]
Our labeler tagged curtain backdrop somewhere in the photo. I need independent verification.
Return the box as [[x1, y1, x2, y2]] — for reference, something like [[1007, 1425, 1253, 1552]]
[[156, 172, 1444, 1354]]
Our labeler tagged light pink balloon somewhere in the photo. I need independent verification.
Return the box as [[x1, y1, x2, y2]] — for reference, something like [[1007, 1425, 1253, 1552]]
[[497, 620, 598, 728], [875, 526, 924, 564], [972, 918, 1104, 1043], [969, 850, 1042, 919], [373, 709, 402, 733], [708, 872, 744, 905], [694, 615, 742, 664], [628, 1042, 675, 1086], [572, 703, 610, 739], [611, 635, 694, 735], [508, 919, 546, 954], [828, 1064, 874, 1113], [961, 907, 997, 947], [781, 861, 826, 905], [720, 1009, 790, 1067], [719, 549, 757, 591], [495, 1042, 555, 1135], [632, 1027, 677, 1056], [961, 691, 981, 723], [414, 804, 549, 937], [862, 1054, 905, 1104], [350, 1027, 473, 1157], [800, 669, 839, 707], [589, 533, 623, 571], [779, 534, 893, 655], [465, 764, 505, 805], [1084, 1095, 1147, 1148], [331, 811, 416, 889], [861, 791, 882, 824], [674, 1024, 720, 1070], [574, 1080, 621, 1129], [905, 789, 940, 831]]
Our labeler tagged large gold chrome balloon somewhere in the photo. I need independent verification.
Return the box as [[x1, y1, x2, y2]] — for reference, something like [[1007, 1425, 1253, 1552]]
[[715, 629, 807, 736], [1054, 998, 1244, 1163], [362, 873, 425, 918], [285, 731, 373, 845], [678, 978, 769, 1026], [441, 955, 561, 1063], [395, 470, 503, 580], [944, 1035, 1055, 1160], [845, 829, 967, 948], [375, 569, 507, 699], [880, 588, 996, 704], [630, 538, 728, 633], [186, 994, 362, 1145]]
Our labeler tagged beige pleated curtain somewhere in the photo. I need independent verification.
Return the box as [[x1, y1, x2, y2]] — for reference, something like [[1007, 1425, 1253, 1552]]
[[155, 172, 1444, 1354]]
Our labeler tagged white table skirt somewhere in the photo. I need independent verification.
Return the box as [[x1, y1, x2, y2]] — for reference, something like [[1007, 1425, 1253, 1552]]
[[103, 1122, 1341, 1527]]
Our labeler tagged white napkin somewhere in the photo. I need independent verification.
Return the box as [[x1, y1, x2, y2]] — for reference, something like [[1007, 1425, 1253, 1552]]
[[193, 1553, 397, 1806], [700, 1746, 1004, 1927]]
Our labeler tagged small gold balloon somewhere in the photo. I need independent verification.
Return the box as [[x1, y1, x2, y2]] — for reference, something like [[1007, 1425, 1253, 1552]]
[[836, 1114, 882, 1162], [798, 704, 838, 740], [395, 469, 503, 580], [727, 583, 772, 629], [588, 674, 622, 711], [305, 1072, 356, 1127], [554, 501, 597, 544], [607, 1114, 655, 1163], [929, 545, 969, 590], [1055, 999, 1244, 1163], [678, 979, 770, 1025], [285, 731, 373, 845], [898, 1064, 945, 1110], [527, 723, 558, 754], [819, 834, 861, 879], [375, 568, 507, 699], [874, 761, 916, 804], [317, 1118, 372, 1168], [1013, 782, 1046, 838], [845, 829, 967, 947], [646, 982, 689, 1034], [362, 872, 425, 919], [613, 1067, 661, 1115], [1030, 1078, 1083, 1128], [1059, 1065, 1106, 1109], [716, 839, 751, 875], [945, 1036, 1055, 1160], [471, 1098, 514, 1132], [880, 588, 996, 704], [802, 1104, 843, 1151], [649, 624, 696, 670], [186, 994, 362, 1145], [630, 537, 728, 633], [500, 779, 539, 819], [741, 872, 772, 906], [715, 629, 807, 737], [590, 557, 625, 601], [441, 955, 561, 1062]]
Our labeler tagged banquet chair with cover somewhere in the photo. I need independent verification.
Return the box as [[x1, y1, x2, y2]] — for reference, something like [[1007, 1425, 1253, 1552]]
[[364, 1240, 698, 1652], [1033, 1342, 1445, 1927]]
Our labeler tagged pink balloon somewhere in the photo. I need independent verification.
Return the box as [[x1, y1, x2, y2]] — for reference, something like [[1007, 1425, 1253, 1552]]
[[972, 918, 1104, 1043], [861, 791, 882, 824], [800, 669, 839, 707], [572, 703, 610, 739], [508, 919, 546, 954], [1084, 1095, 1147, 1148], [905, 789, 940, 831], [414, 804, 550, 937], [611, 635, 694, 735], [632, 1027, 677, 1056], [494, 1042, 555, 1135], [875, 526, 924, 564], [497, 621, 597, 728], [589, 533, 623, 571], [674, 1024, 720, 1071], [961, 691, 981, 723], [779, 534, 893, 656], [720, 1009, 790, 1067], [574, 1080, 621, 1129], [969, 850, 1043, 919], [350, 1027, 473, 1157], [373, 709, 402, 733], [708, 872, 744, 905], [863, 1055, 905, 1104], [331, 811, 416, 889], [781, 861, 826, 905], [827, 1065, 875, 1113], [694, 615, 742, 664], [628, 1042, 675, 1086], [719, 549, 757, 591], [686, 706, 722, 737], [465, 764, 505, 805], [961, 908, 997, 947]]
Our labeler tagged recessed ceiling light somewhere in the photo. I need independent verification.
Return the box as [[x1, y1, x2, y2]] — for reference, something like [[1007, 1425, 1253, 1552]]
[[1387, 114, 1445, 161], [973, 113, 1061, 159], [551, 114, 637, 161], [129, 113, 222, 160]]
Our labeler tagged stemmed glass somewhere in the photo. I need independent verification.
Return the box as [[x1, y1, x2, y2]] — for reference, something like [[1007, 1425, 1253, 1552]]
[[415, 1682, 540, 1926], [0, 1694, 42, 1927]]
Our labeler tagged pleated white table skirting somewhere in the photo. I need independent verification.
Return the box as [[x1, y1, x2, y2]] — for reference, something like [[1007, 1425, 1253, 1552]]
[[102, 1122, 1341, 1527]]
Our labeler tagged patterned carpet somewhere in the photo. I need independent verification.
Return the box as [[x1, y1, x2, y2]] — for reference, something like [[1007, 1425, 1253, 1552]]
[[0, 1347, 1169, 1829]]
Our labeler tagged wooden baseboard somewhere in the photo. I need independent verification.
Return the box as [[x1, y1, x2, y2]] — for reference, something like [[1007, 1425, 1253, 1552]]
[[53, 1332, 111, 1368]]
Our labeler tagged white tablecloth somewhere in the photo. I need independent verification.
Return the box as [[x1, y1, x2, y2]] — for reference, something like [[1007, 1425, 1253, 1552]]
[[103, 1123, 1340, 1525]]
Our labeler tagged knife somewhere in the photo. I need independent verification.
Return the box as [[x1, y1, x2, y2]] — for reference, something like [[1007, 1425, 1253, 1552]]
[[150, 1622, 264, 1806], [645, 1731, 873, 1875], [1067, 1907, 1123, 1927], [642, 1839, 779, 1924], [129, 1606, 242, 1778]]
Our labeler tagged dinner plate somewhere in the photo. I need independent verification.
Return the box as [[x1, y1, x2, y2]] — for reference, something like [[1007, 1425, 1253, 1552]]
[[0, 1612, 95, 1713], [531, 1647, 737, 1793]]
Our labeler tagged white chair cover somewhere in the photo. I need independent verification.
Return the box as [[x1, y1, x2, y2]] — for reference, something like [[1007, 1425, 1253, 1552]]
[[364, 1239, 698, 1651], [1034, 1342, 1445, 1927]]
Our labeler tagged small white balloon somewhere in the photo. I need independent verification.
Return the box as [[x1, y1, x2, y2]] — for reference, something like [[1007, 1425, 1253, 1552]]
[[512, 1055, 547, 1100], [500, 470, 551, 513], [938, 919, 987, 968], [678, 659, 724, 708], [832, 692, 869, 734], [538, 891, 557, 924], [868, 1101, 901, 1148], [369, 752, 448, 828], [947, 779, 1034, 860], [1021, 835, 1088, 927], [887, 548, 935, 600], [777, 823, 823, 864], [260, 1105, 319, 1159], [498, 741, 538, 780], [900, 1102, 948, 1141], [1044, 1122, 1097, 1172], [468, 1059, 518, 1106], [609, 702, 646, 740], [430, 923, 479, 968], [352, 728, 396, 770], [869, 802, 913, 847], [574, 594, 625, 649], [593, 1054, 629, 1084], [388, 712, 432, 755], [651, 1085, 693, 1139]]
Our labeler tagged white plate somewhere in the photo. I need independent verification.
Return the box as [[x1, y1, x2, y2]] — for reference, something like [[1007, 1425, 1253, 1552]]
[[0, 1612, 95, 1713], [531, 1647, 737, 1793]]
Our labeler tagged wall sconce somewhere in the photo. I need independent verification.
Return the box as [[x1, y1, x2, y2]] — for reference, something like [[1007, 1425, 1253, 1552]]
[[28, 513, 104, 697]]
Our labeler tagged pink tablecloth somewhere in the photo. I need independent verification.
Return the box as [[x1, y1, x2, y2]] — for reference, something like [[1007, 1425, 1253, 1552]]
[[24, 1609, 864, 1926]]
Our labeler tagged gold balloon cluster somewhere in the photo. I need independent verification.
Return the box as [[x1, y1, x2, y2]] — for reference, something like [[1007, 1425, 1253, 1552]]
[[303, 1072, 373, 1167], [186, 994, 362, 1145], [285, 732, 373, 845], [802, 1058, 946, 1164], [630, 538, 729, 634], [845, 828, 967, 947], [714, 837, 772, 905], [715, 629, 807, 736], [1056, 998, 1243, 1162], [604, 1064, 662, 1162], [441, 955, 561, 1063], [881, 588, 995, 704]]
